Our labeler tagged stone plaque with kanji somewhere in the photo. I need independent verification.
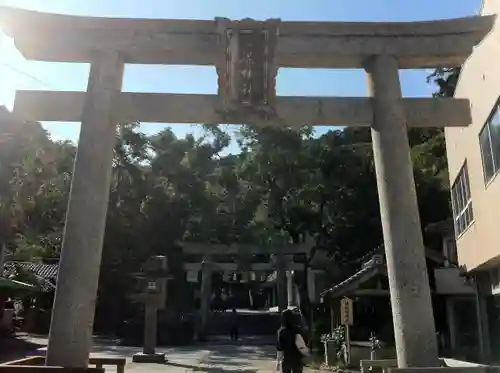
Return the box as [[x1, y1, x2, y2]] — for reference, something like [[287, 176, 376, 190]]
[[216, 18, 280, 120]]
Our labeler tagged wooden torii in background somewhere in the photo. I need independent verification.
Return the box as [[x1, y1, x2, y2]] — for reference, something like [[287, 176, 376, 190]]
[[179, 242, 313, 339]]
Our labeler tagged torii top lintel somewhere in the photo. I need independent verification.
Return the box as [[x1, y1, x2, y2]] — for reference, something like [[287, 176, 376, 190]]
[[178, 242, 312, 256], [0, 7, 495, 69]]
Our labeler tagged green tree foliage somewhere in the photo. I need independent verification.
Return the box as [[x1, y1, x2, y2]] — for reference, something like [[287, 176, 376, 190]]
[[427, 68, 460, 98]]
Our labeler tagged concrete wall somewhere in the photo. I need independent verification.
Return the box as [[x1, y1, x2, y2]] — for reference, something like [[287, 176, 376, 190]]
[[434, 268, 476, 295], [446, 0, 500, 271]]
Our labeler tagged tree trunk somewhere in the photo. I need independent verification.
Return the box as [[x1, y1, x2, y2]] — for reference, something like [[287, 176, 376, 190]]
[[0, 242, 5, 276]]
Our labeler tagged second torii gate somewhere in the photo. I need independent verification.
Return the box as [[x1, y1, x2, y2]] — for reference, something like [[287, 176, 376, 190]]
[[180, 242, 312, 339]]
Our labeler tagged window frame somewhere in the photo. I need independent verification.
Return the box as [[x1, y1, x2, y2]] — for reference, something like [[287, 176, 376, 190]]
[[479, 100, 500, 184], [451, 162, 474, 238]]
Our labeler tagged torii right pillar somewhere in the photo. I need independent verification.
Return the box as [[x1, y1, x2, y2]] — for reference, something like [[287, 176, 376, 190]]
[[366, 54, 439, 368]]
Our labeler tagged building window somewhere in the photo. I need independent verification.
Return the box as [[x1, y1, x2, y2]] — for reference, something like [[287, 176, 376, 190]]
[[479, 101, 500, 183], [451, 162, 474, 237]]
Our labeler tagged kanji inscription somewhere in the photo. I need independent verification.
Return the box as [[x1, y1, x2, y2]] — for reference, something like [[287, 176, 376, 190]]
[[216, 18, 280, 118], [237, 30, 267, 105]]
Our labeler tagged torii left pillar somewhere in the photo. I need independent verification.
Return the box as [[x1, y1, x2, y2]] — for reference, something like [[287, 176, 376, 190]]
[[46, 50, 124, 368]]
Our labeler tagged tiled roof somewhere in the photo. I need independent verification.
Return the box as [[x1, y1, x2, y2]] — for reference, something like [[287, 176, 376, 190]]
[[3, 261, 58, 292], [321, 255, 386, 298], [4, 262, 58, 280], [321, 265, 382, 298]]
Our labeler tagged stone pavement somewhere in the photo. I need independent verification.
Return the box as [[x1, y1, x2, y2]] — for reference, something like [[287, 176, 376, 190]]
[[162, 343, 277, 373], [19, 335, 283, 373]]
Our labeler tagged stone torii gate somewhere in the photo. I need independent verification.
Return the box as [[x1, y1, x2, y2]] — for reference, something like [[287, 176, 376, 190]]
[[0, 7, 494, 368]]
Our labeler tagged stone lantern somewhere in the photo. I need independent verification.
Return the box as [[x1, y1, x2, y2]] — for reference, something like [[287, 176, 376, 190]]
[[132, 255, 170, 363]]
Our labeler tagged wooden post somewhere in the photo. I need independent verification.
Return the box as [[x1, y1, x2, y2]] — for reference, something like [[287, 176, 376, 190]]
[[330, 305, 334, 334], [199, 255, 212, 340], [345, 324, 351, 366], [287, 270, 295, 308], [341, 297, 353, 366], [276, 252, 287, 311], [307, 269, 316, 303]]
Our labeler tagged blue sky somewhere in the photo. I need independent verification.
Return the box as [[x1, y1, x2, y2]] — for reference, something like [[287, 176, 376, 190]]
[[0, 0, 482, 152]]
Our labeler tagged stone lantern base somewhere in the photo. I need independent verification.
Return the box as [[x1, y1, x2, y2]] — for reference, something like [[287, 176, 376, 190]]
[[132, 352, 166, 363]]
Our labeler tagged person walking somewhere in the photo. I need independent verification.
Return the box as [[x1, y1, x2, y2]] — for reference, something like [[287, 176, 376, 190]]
[[276, 309, 310, 373], [229, 309, 239, 341]]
